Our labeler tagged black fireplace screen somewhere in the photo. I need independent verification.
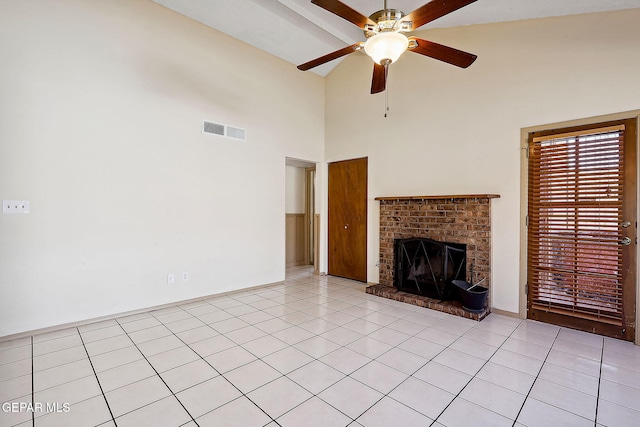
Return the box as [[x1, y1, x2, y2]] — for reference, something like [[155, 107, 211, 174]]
[[394, 238, 466, 300]]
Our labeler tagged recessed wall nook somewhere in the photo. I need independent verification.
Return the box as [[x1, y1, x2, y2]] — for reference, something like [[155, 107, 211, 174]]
[[367, 194, 500, 321]]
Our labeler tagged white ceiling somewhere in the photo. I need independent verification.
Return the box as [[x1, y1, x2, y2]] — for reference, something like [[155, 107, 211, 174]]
[[153, 0, 640, 76]]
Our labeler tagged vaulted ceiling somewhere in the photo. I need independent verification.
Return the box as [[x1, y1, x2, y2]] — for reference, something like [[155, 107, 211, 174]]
[[153, 0, 640, 76]]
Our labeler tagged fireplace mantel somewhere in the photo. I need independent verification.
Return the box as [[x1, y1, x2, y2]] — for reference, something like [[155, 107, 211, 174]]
[[375, 194, 500, 201]]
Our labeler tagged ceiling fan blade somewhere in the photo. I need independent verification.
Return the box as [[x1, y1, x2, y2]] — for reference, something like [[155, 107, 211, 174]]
[[402, 0, 477, 30], [297, 43, 362, 71], [371, 63, 387, 94], [311, 0, 375, 29], [408, 37, 477, 68]]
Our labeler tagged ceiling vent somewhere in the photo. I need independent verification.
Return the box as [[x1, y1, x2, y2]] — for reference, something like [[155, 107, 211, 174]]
[[203, 120, 246, 141]]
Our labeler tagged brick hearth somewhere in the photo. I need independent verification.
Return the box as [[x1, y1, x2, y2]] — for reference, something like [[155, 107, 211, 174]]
[[370, 194, 499, 320], [366, 284, 490, 321]]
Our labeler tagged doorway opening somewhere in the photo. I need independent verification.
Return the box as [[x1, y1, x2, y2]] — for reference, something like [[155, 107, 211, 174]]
[[285, 158, 318, 274]]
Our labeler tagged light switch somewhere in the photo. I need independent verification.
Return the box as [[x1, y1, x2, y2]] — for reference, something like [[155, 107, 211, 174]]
[[3, 200, 29, 214]]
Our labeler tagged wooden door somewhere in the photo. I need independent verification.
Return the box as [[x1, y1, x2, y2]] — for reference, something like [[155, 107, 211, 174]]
[[328, 158, 367, 282], [527, 119, 637, 341]]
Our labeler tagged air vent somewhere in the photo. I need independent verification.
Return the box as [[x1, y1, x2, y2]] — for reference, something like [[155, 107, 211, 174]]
[[203, 121, 224, 136], [226, 126, 246, 141], [202, 120, 246, 141]]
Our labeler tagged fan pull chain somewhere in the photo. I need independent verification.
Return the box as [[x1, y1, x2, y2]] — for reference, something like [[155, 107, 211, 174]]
[[384, 63, 390, 118], [384, 90, 389, 117]]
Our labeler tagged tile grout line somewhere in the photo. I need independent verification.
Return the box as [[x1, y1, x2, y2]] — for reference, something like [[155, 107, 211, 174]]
[[76, 327, 118, 427], [19, 347, 101, 403], [112, 319, 201, 427], [593, 337, 605, 426], [510, 326, 562, 426], [521, 333, 609, 424]]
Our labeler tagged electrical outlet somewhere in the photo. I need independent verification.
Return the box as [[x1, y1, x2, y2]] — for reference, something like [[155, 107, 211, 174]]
[[181, 272, 189, 282], [3, 200, 29, 214], [167, 273, 175, 284]]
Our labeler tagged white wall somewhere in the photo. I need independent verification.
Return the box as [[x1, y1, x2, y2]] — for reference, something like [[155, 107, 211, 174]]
[[0, 0, 324, 336], [285, 166, 305, 214], [324, 9, 640, 314]]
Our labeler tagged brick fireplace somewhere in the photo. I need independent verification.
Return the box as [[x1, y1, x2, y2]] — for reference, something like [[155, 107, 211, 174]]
[[367, 194, 499, 320]]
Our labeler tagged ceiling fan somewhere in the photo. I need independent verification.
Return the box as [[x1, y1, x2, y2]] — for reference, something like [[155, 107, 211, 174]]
[[297, 0, 478, 94]]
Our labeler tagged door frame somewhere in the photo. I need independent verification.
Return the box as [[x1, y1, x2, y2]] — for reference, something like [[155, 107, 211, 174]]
[[304, 166, 317, 272], [520, 110, 640, 343]]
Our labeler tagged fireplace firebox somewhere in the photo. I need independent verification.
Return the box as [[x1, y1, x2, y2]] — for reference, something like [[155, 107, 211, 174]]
[[394, 238, 466, 300]]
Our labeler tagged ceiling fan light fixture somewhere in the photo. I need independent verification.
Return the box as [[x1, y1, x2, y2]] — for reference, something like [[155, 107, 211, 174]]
[[364, 31, 408, 65]]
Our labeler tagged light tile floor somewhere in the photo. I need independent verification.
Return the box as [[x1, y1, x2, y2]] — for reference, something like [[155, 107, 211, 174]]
[[2, 266, 640, 426]]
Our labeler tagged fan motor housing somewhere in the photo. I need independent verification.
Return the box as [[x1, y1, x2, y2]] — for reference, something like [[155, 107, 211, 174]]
[[364, 9, 407, 38]]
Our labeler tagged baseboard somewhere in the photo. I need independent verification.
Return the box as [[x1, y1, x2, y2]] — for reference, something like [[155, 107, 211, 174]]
[[489, 307, 523, 319]]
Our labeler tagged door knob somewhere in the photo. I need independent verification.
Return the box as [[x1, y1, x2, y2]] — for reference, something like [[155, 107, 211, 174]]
[[621, 221, 631, 228], [621, 237, 632, 246], [344, 224, 349, 229]]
